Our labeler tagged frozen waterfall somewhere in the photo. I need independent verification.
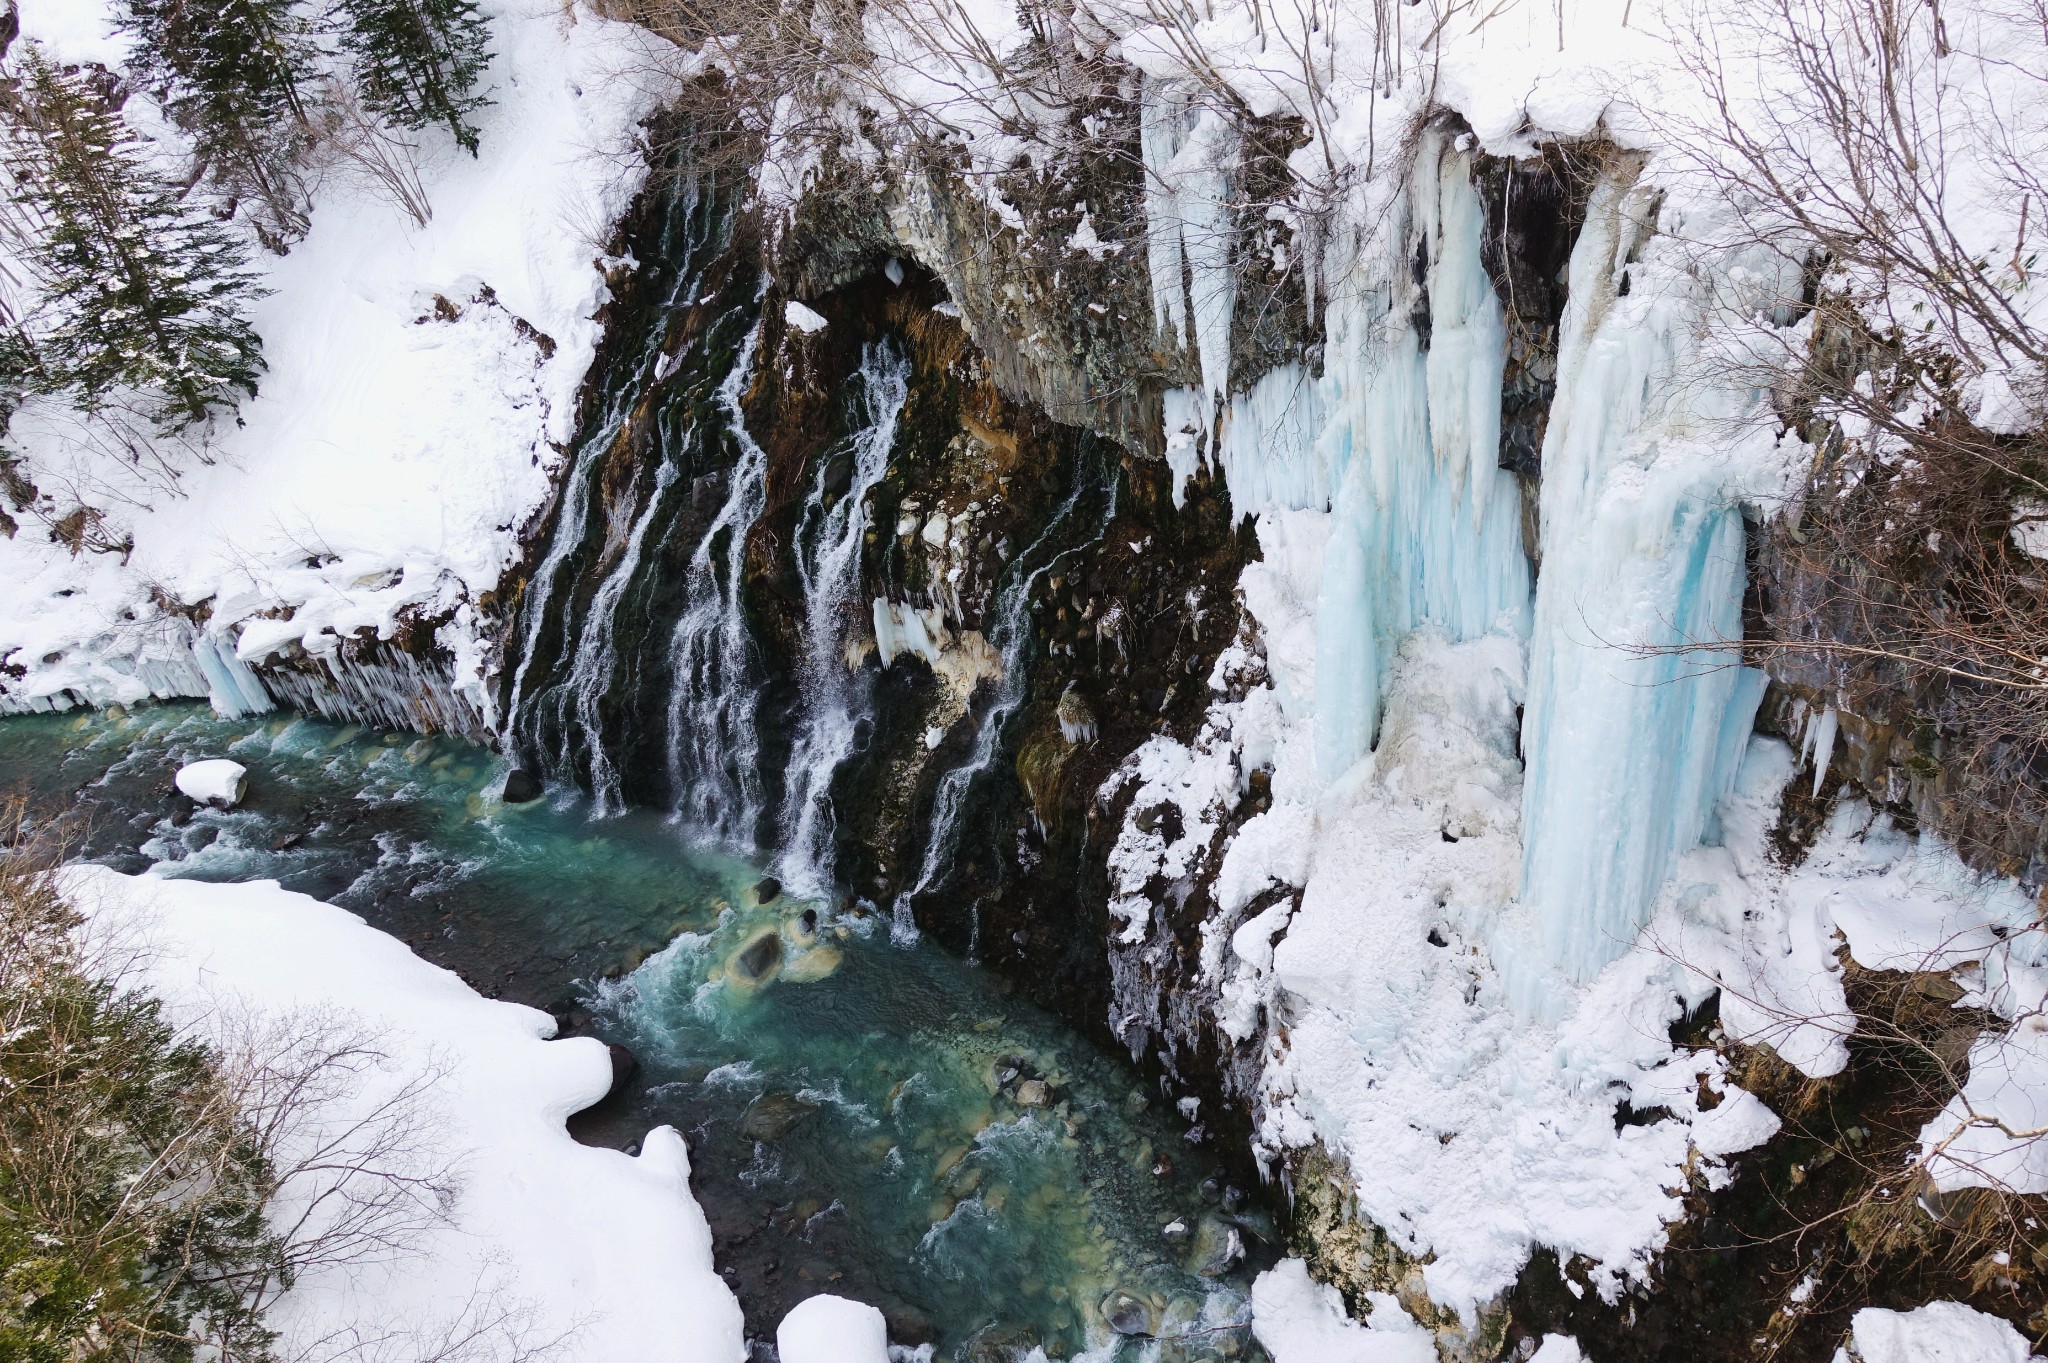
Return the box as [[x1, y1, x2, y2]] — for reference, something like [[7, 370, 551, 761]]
[[1177, 132, 1791, 1016], [1310, 138, 1533, 781], [1508, 161, 1776, 1009]]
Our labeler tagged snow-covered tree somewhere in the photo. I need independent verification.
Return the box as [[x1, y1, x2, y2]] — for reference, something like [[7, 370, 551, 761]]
[[119, 0, 318, 243], [333, 0, 492, 155], [3, 43, 266, 432]]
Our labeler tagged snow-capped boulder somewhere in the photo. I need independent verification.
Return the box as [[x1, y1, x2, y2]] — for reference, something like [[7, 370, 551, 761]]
[[777, 1294, 889, 1363], [1835, 1301, 2035, 1363], [174, 759, 247, 807]]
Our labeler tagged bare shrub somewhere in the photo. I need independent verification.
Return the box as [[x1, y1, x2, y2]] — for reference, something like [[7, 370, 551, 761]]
[[1650, 0, 2048, 868], [0, 798, 486, 1362]]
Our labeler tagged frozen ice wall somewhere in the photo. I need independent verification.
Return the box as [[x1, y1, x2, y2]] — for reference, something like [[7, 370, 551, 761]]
[[1179, 136, 1794, 1015], [1144, 75, 1239, 400], [1509, 161, 1777, 1010], [1305, 134, 1533, 780]]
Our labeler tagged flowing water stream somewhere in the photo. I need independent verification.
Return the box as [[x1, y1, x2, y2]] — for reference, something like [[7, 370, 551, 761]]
[[0, 705, 1268, 1361]]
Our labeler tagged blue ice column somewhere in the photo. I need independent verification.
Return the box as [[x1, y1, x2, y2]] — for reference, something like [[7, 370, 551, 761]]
[[1310, 136, 1533, 782], [1511, 165, 1768, 1011]]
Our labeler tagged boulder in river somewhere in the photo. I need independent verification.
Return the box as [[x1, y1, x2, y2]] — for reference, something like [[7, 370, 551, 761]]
[[741, 1090, 820, 1141], [501, 768, 543, 803], [175, 759, 248, 808], [604, 1043, 639, 1100], [729, 929, 783, 984]]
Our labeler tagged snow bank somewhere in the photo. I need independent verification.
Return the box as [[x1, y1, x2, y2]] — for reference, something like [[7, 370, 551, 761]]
[[1249, 1259, 1435, 1363], [0, 0, 677, 721], [61, 865, 746, 1363], [174, 758, 248, 807], [1834, 1301, 2037, 1363], [777, 1295, 891, 1363]]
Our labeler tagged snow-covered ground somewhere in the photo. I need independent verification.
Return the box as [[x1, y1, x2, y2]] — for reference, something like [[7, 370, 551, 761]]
[[1835, 1300, 2041, 1363], [63, 864, 748, 1363], [0, 0, 676, 721]]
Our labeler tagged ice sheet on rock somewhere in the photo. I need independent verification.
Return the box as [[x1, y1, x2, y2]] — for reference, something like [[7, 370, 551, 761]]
[[784, 300, 829, 333]]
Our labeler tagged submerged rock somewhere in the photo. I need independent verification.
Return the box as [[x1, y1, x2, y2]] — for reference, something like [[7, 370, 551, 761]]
[[175, 759, 248, 807], [1102, 1289, 1156, 1336], [741, 1090, 821, 1141], [753, 876, 782, 905], [730, 929, 784, 984], [781, 945, 843, 983], [501, 768, 542, 803]]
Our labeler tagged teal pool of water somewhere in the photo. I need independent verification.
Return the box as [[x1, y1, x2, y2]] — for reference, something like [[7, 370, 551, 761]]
[[0, 704, 1269, 1361]]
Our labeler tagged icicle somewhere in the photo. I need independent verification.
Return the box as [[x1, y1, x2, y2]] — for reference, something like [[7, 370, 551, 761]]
[[1162, 386, 1207, 509], [1216, 363, 1326, 517], [1141, 76, 1238, 399], [1810, 707, 1839, 798], [872, 598, 905, 669], [1307, 132, 1530, 780], [1141, 76, 1191, 345], [193, 631, 274, 720]]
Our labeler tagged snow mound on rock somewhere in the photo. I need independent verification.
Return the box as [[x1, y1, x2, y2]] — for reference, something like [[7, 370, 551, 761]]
[[777, 1294, 889, 1363], [174, 759, 247, 807], [1836, 1301, 2037, 1363]]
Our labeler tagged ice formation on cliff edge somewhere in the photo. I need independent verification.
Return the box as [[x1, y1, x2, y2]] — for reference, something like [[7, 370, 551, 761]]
[[1107, 40, 2033, 1320]]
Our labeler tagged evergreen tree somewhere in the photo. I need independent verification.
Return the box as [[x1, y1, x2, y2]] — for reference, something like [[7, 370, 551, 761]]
[[333, 0, 493, 155], [3, 44, 266, 431], [118, 0, 318, 241]]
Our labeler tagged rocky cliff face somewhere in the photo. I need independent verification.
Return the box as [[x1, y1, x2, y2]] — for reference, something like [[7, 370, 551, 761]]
[[490, 72, 2048, 1357]]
